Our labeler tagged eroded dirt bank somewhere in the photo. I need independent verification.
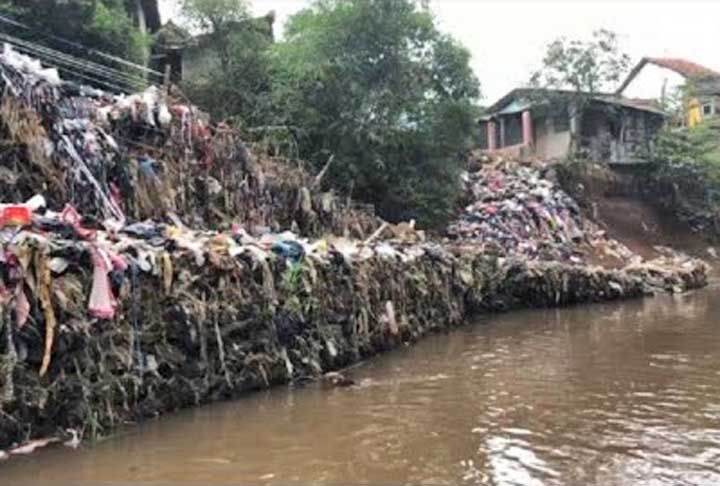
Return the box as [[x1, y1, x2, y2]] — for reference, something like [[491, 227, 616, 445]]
[[556, 160, 718, 263]]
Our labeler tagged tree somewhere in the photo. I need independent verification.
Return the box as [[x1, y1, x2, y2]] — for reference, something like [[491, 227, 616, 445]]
[[180, 0, 251, 31], [530, 29, 630, 94], [270, 0, 480, 227], [529, 29, 630, 152], [180, 0, 252, 70], [179, 0, 273, 123]]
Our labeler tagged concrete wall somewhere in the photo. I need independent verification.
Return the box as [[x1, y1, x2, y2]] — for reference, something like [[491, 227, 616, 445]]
[[535, 130, 571, 159], [534, 116, 571, 159], [483, 144, 530, 159], [696, 95, 720, 121], [533, 107, 662, 164]]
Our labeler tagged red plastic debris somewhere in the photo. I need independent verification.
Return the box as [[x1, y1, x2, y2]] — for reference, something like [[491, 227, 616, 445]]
[[0, 205, 31, 227]]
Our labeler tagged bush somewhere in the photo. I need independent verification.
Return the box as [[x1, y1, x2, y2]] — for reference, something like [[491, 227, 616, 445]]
[[646, 120, 720, 235]]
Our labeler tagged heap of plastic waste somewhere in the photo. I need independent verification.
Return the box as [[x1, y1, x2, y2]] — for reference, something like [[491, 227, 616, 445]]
[[448, 159, 642, 265], [447, 161, 592, 261], [0, 43, 380, 237]]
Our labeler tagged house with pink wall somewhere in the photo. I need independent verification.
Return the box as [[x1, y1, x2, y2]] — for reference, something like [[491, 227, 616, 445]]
[[478, 88, 666, 164]]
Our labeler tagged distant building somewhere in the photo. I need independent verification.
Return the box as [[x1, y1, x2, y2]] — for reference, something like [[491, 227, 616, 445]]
[[151, 12, 275, 84], [616, 57, 720, 127], [478, 88, 666, 164], [150, 20, 191, 82]]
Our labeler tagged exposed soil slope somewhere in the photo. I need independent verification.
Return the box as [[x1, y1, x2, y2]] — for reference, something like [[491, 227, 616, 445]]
[[594, 196, 711, 260], [556, 160, 716, 266]]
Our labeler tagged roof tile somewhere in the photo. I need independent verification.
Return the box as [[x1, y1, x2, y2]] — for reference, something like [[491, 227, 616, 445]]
[[645, 57, 720, 78]]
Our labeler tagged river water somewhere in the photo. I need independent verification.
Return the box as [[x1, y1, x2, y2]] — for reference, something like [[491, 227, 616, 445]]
[[4, 287, 720, 485]]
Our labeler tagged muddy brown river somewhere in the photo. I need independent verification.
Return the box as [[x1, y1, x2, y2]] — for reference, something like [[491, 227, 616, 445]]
[[3, 286, 720, 485]]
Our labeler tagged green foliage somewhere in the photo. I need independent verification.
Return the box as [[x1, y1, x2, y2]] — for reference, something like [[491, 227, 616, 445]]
[[0, 0, 149, 65], [87, 1, 151, 64], [529, 29, 631, 152], [649, 120, 720, 234], [530, 29, 630, 94], [179, 0, 272, 124], [180, 0, 251, 31], [656, 119, 720, 169], [269, 0, 480, 227], [183, 25, 273, 123], [661, 85, 686, 122]]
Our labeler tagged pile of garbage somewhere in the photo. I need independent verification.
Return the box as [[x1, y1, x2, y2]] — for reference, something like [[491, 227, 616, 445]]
[[0, 213, 706, 451], [623, 253, 710, 294], [448, 159, 645, 265], [448, 160, 592, 261], [0, 44, 379, 238], [0, 48, 709, 454]]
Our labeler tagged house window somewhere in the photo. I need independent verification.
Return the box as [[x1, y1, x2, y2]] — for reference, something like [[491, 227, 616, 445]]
[[703, 103, 713, 116]]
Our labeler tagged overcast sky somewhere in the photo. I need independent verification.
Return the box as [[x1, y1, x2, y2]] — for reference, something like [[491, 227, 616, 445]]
[[159, 0, 720, 102]]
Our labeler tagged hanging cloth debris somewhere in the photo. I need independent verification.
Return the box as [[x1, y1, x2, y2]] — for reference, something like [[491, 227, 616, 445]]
[[88, 247, 126, 319], [35, 251, 56, 377], [14, 282, 28, 329]]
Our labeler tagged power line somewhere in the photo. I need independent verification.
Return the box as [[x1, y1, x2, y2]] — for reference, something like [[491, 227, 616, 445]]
[[0, 12, 167, 93], [0, 37, 141, 93], [1, 46, 134, 94], [0, 33, 148, 91], [0, 13, 162, 77]]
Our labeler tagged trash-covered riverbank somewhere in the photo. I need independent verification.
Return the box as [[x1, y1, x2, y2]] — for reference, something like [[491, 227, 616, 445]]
[[0, 47, 709, 455], [0, 226, 706, 452]]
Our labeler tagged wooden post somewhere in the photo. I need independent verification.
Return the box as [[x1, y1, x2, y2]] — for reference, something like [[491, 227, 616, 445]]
[[499, 117, 506, 148], [569, 101, 581, 153], [522, 110, 533, 147], [487, 121, 497, 150], [164, 64, 171, 93]]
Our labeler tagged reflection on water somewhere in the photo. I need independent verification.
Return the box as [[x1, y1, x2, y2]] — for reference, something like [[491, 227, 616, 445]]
[[3, 289, 720, 485]]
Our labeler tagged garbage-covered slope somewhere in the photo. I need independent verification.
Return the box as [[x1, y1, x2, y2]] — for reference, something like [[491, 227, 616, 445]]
[[0, 45, 379, 238], [446, 155, 708, 273], [448, 160, 590, 262]]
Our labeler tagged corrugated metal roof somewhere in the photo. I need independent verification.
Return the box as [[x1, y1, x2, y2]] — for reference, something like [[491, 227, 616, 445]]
[[591, 95, 667, 116], [483, 88, 667, 119], [497, 99, 531, 115]]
